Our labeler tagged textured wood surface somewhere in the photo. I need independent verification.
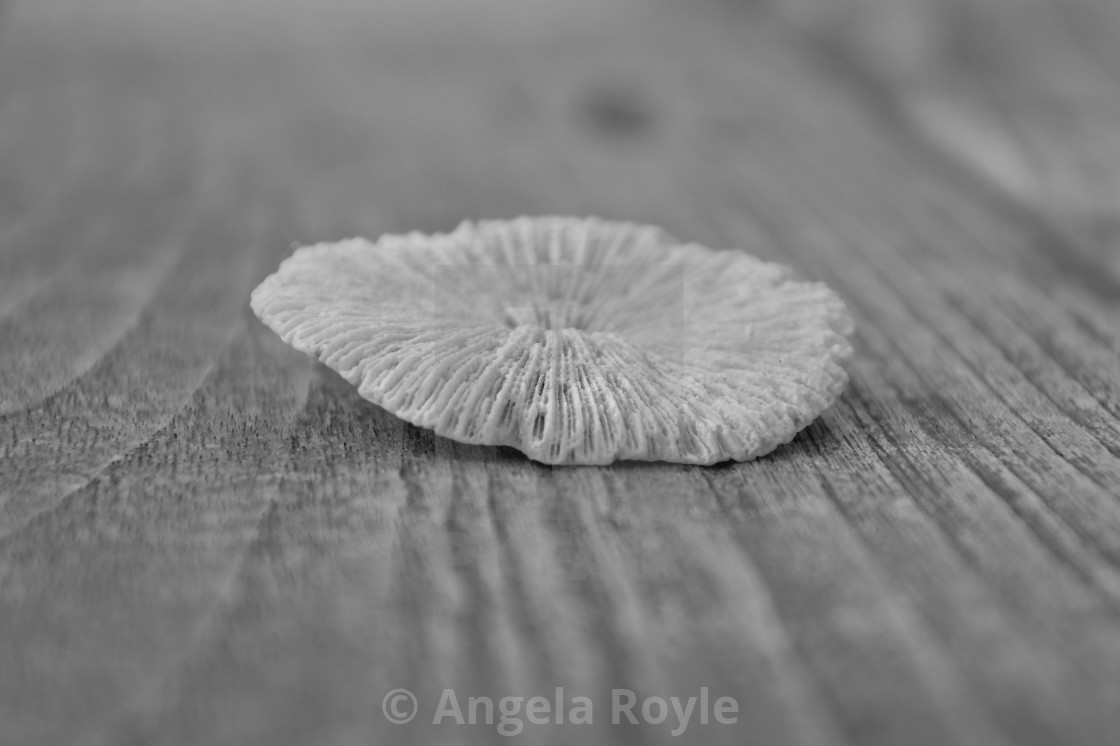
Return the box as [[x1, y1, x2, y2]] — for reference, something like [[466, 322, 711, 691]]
[[3, 1, 1120, 744]]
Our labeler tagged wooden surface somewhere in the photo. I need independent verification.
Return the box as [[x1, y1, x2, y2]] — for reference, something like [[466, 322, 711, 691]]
[[3, 1, 1120, 744]]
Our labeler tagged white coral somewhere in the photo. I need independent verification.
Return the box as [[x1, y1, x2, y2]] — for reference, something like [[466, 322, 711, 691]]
[[251, 216, 854, 465]]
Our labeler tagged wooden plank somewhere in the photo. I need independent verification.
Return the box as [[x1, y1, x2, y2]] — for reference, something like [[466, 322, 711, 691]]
[[1, 2, 1119, 745]]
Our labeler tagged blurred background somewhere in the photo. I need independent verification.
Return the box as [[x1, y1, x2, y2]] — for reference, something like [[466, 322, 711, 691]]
[[6, 0, 1120, 274]]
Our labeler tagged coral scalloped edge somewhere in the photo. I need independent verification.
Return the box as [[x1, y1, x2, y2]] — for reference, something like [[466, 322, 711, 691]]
[[251, 216, 855, 465]]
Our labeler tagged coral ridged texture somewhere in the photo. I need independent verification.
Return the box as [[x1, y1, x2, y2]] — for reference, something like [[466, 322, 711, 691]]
[[250, 217, 854, 464]]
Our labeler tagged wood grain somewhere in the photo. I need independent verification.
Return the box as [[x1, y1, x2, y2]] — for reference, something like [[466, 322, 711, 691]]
[[2, 1, 1119, 744]]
